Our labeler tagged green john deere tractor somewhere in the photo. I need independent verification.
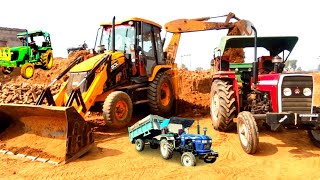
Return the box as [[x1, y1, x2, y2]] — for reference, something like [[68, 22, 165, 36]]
[[0, 30, 53, 79]]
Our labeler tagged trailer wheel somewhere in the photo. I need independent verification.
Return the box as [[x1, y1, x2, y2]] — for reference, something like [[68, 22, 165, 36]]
[[308, 130, 320, 148], [150, 143, 159, 149], [160, 139, 174, 160], [103, 91, 133, 128], [135, 139, 145, 152], [1, 67, 13, 74], [40, 49, 54, 70], [204, 157, 217, 163], [148, 72, 174, 115], [181, 152, 196, 167], [237, 111, 259, 154], [20, 63, 34, 79], [210, 79, 237, 131]]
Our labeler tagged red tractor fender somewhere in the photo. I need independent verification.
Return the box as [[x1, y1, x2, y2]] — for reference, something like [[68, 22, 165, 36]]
[[212, 71, 240, 113]]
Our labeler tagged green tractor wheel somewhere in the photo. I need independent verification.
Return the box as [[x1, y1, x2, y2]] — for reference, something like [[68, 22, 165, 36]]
[[40, 49, 54, 70], [1, 67, 14, 74], [21, 63, 34, 79]]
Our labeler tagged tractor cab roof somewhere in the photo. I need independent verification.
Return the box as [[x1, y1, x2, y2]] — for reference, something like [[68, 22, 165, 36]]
[[17, 30, 50, 38], [100, 17, 162, 28], [217, 35, 298, 56]]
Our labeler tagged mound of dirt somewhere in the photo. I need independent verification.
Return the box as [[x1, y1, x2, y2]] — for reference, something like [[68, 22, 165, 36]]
[[176, 69, 212, 117]]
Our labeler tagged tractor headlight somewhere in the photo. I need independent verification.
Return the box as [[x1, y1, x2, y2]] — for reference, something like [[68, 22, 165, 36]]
[[303, 88, 312, 96], [209, 140, 212, 143], [283, 88, 292, 96], [202, 140, 208, 144]]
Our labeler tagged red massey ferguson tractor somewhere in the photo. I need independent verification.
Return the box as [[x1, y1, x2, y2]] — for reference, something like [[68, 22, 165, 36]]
[[210, 34, 320, 154]]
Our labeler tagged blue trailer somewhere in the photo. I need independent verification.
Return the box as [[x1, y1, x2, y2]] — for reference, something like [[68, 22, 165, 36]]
[[128, 115, 219, 166]]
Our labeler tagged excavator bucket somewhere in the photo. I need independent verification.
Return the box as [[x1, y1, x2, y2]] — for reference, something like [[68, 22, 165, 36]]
[[0, 104, 94, 164]]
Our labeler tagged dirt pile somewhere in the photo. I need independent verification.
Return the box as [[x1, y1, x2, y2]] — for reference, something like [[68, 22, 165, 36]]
[[176, 69, 212, 117], [0, 83, 61, 104]]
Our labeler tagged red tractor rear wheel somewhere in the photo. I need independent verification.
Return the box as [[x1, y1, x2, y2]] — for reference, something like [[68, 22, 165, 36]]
[[210, 79, 236, 131]]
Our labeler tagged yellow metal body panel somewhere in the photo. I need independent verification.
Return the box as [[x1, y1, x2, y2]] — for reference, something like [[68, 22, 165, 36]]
[[70, 53, 105, 72], [0, 47, 11, 61], [70, 51, 125, 73], [100, 17, 162, 28]]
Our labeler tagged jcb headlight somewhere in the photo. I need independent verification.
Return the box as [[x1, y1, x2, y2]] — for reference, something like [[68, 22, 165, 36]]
[[283, 88, 292, 96], [202, 140, 208, 144], [303, 88, 312, 96]]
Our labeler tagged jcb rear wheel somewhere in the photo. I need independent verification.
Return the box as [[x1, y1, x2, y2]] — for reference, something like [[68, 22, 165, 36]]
[[1, 67, 13, 74], [20, 63, 34, 79], [40, 49, 53, 70], [237, 111, 259, 154], [103, 91, 133, 128], [148, 72, 174, 115], [210, 79, 237, 131]]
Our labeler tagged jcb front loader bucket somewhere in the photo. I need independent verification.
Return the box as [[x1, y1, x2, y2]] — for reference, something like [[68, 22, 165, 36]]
[[0, 104, 94, 164]]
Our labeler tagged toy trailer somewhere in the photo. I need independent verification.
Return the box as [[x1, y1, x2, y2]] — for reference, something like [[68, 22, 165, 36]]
[[128, 114, 167, 151], [129, 115, 219, 167]]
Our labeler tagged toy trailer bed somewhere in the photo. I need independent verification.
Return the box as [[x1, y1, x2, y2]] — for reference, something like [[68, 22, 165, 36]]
[[128, 114, 167, 143]]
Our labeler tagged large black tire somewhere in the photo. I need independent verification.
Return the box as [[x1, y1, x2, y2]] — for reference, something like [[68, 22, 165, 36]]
[[160, 139, 174, 160], [148, 72, 174, 115], [181, 152, 196, 167], [135, 139, 145, 152], [210, 79, 237, 131], [308, 130, 320, 148], [40, 49, 53, 70], [103, 91, 133, 128], [237, 111, 259, 154], [20, 63, 34, 79]]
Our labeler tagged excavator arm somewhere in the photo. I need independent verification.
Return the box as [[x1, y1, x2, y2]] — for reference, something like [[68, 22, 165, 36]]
[[164, 12, 252, 64]]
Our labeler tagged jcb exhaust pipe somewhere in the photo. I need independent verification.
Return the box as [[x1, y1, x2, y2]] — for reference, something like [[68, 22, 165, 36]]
[[112, 16, 115, 52]]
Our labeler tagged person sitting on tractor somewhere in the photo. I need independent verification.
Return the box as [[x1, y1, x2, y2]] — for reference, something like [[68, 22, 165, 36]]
[[29, 40, 38, 57]]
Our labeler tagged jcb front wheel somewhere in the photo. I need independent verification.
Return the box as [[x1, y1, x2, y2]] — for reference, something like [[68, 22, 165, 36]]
[[40, 49, 54, 70], [103, 91, 133, 128], [20, 63, 34, 79], [1, 66, 13, 74], [148, 72, 174, 115], [237, 111, 259, 154]]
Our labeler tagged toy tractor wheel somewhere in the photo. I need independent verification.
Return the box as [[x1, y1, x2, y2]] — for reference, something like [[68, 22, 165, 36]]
[[1, 67, 13, 74], [181, 152, 196, 167], [308, 130, 320, 148], [103, 91, 133, 128], [135, 139, 145, 152], [204, 157, 217, 163], [40, 49, 54, 70], [20, 63, 34, 79], [210, 79, 237, 131], [150, 143, 159, 149], [237, 111, 259, 154], [148, 72, 174, 115], [160, 139, 174, 160]]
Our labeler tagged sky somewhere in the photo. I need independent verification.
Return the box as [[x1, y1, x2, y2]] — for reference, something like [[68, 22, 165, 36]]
[[1, 0, 319, 70]]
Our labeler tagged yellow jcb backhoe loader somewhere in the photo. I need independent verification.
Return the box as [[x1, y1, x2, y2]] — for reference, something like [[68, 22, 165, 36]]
[[0, 13, 252, 164]]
